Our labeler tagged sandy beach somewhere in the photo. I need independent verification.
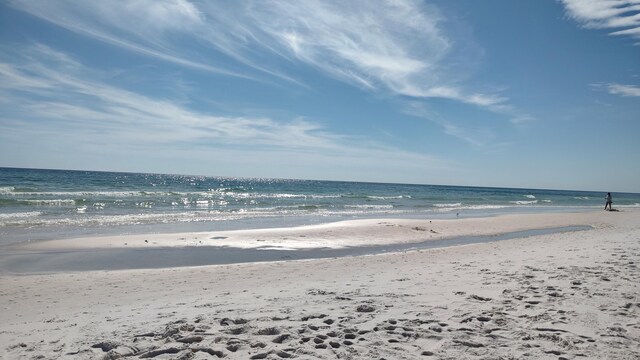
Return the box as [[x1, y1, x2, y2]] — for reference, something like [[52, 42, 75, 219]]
[[1, 210, 639, 359]]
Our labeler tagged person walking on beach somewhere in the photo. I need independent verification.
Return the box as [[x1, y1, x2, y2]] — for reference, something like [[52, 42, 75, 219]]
[[604, 192, 612, 211]]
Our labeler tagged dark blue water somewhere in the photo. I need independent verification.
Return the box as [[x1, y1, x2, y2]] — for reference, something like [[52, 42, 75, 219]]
[[1, 167, 638, 244]]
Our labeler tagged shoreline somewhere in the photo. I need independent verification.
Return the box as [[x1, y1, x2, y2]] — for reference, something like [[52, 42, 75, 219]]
[[1, 209, 638, 358], [8, 210, 607, 252], [0, 225, 591, 274], [2, 204, 629, 248], [0, 211, 607, 274]]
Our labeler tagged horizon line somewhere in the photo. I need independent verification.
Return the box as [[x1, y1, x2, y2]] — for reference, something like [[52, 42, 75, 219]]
[[0, 165, 633, 195]]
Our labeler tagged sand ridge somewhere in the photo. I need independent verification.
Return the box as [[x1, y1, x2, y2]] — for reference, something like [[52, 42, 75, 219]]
[[13, 211, 604, 252]]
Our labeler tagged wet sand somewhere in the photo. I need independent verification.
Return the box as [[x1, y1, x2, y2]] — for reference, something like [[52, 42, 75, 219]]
[[0, 226, 590, 273], [1, 210, 639, 359]]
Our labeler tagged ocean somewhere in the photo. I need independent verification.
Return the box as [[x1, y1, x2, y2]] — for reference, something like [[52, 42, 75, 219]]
[[1, 167, 638, 244]]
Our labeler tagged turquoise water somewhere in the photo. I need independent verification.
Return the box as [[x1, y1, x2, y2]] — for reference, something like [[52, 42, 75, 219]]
[[1, 167, 638, 243]]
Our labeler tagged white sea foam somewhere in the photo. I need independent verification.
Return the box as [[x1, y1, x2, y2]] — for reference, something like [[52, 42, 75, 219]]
[[524, 195, 536, 199], [225, 192, 309, 199], [330, 209, 407, 216], [311, 195, 341, 199], [23, 199, 76, 206], [464, 205, 511, 210], [0, 211, 42, 219], [433, 203, 462, 208], [367, 195, 410, 200], [0, 188, 370, 203], [0, 189, 225, 198], [178, 199, 230, 207], [226, 192, 354, 200], [0, 211, 234, 227], [433, 204, 509, 212], [618, 203, 640, 208], [0, 201, 528, 227], [574, 196, 590, 200], [195, 200, 210, 207], [511, 200, 538, 205], [3, 190, 138, 197], [345, 204, 394, 210]]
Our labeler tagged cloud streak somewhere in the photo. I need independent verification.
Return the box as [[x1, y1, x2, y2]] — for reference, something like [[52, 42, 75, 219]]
[[0, 45, 332, 150], [606, 83, 640, 96], [591, 82, 640, 97], [561, 0, 640, 42], [8, 0, 505, 108], [0, 44, 452, 180]]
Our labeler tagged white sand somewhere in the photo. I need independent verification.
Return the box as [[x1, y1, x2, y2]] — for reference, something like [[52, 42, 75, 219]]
[[1, 210, 639, 359], [16, 211, 601, 251]]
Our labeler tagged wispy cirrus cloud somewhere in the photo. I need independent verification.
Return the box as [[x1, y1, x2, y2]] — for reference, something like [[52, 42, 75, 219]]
[[0, 44, 344, 151], [8, 0, 505, 108], [0, 44, 452, 180], [561, 0, 640, 42], [5, 0, 276, 81], [591, 82, 640, 96], [606, 83, 640, 96]]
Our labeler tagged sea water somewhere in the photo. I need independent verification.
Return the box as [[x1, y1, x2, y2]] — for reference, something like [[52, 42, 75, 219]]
[[1, 167, 638, 244]]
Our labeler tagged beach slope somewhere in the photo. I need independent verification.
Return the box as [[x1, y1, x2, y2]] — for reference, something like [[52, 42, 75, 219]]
[[1, 210, 639, 359]]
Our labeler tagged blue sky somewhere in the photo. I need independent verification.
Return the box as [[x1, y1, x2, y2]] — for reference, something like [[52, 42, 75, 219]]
[[0, 0, 639, 192]]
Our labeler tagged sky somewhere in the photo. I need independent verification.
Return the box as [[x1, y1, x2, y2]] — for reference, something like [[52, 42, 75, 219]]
[[0, 0, 639, 192]]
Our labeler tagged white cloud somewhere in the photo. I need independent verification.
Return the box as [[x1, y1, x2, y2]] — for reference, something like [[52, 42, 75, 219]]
[[561, 0, 640, 42], [8, 0, 505, 108], [6, 0, 255, 79], [606, 83, 640, 96], [224, 0, 505, 106], [0, 44, 452, 180], [591, 82, 640, 96], [408, 86, 507, 107]]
